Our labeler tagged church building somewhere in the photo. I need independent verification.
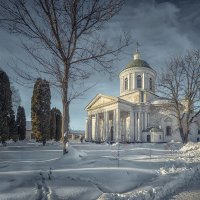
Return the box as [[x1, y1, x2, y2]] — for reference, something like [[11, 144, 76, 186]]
[[85, 50, 199, 143]]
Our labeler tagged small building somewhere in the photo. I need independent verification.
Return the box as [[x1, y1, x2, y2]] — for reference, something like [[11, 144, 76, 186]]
[[68, 130, 85, 141], [142, 127, 164, 143]]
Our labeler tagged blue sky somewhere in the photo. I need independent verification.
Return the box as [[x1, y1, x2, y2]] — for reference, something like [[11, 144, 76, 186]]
[[0, 0, 200, 130]]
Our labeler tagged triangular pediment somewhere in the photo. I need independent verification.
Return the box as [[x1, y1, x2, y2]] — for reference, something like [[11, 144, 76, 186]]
[[85, 94, 117, 110], [164, 117, 172, 122]]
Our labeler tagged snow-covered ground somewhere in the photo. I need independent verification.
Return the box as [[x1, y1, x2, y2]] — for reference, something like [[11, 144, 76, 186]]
[[0, 141, 200, 200]]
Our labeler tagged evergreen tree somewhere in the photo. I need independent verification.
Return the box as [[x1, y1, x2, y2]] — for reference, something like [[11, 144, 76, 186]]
[[0, 69, 12, 143], [31, 78, 51, 144], [9, 109, 18, 142], [50, 109, 55, 140], [50, 108, 62, 141], [16, 106, 26, 140]]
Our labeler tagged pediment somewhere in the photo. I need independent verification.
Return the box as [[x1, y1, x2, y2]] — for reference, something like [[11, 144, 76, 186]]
[[85, 94, 117, 110], [164, 117, 172, 122]]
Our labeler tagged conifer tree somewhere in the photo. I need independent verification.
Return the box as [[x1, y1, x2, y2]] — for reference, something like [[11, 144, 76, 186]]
[[50, 108, 62, 141], [16, 106, 26, 140], [31, 78, 51, 143], [9, 109, 18, 142], [0, 69, 12, 143]]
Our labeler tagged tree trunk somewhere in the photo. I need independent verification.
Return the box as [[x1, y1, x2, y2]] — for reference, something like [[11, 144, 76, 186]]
[[62, 86, 70, 155], [179, 126, 189, 144], [183, 130, 189, 144], [179, 125, 185, 143]]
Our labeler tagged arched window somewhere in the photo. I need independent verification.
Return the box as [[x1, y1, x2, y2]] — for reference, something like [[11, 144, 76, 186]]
[[166, 126, 172, 136], [137, 75, 142, 88], [124, 77, 128, 90], [149, 78, 153, 90]]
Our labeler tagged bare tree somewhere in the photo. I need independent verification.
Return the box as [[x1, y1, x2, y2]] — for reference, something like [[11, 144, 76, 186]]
[[159, 49, 200, 143], [0, 0, 129, 153]]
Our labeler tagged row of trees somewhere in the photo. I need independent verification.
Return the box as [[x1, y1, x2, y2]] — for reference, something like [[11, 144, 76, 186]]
[[31, 78, 62, 143], [0, 71, 63, 144], [0, 69, 26, 143]]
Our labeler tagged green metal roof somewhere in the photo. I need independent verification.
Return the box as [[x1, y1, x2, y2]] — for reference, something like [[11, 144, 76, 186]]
[[125, 59, 152, 69]]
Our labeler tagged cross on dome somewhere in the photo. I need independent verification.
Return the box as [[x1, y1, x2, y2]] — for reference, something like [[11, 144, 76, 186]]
[[136, 41, 140, 52], [134, 41, 141, 60]]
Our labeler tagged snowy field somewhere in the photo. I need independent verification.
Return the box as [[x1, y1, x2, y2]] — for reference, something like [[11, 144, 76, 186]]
[[0, 141, 200, 200]]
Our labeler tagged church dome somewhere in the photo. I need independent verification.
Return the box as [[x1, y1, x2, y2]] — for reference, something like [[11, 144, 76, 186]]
[[125, 59, 151, 69], [124, 51, 152, 69]]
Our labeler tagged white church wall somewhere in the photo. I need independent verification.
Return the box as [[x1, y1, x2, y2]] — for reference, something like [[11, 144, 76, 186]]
[[188, 123, 199, 142], [119, 67, 156, 96], [142, 132, 148, 142], [142, 131, 163, 143], [151, 132, 164, 143]]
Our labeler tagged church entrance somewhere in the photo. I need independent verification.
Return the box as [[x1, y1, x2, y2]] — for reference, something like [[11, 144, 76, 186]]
[[147, 134, 151, 143], [110, 126, 114, 142]]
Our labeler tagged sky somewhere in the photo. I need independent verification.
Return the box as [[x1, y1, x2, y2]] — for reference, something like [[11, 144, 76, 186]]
[[0, 0, 200, 130]]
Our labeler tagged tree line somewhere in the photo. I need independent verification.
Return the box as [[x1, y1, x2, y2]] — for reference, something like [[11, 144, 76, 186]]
[[0, 69, 62, 144], [0, 69, 26, 144]]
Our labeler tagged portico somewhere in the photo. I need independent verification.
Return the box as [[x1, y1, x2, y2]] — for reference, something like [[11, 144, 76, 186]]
[[85, 93, 150, 142]]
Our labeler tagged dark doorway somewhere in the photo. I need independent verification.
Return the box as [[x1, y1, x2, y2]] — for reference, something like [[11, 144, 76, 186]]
[[147, 134, 151, 143], [110, 126, 114, 142], [197, 138, 199, 142]]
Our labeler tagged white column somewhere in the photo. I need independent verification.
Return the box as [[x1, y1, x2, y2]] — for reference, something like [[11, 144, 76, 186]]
[[130, 110, 134, 142], [88, 116, 92, 141], [105, 111, 109, 141], [145, 112, 148, 129], [129, 73, 131, 90], [122, 77, 124, 93], [134, 112, 136, 142], [143, 112, 145, 130], [113, 110, 116, 141], [115, 108, 120, 142], [133, 73, 135, 90], [142, 73, 145, 89], [135, 112, 138, 142], [138, 112, 141, 141], [103, 112, 106, 140], [85, 118, 88, 141], [95, 114, 99, 141], [120, 78, 123, 94], [92, 115, 96, 140]]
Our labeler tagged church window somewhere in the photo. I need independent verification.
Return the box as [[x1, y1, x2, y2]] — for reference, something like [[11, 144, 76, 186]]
[[124, 77, 128, 90], [141, 91, 144, 103], [166, 126, 172, 136], [137, 75, 142, 88], [149, 78, 153, 90]]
